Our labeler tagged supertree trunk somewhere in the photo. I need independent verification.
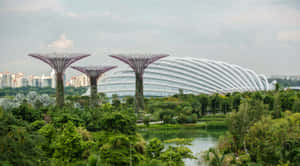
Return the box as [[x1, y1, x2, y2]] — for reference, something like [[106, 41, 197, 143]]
[[90, 77, 98, 107], [28, 53, 90, 108], [109, 54, 169, 114], [71, 65, 117, 107], [135, 73, 144, 113], [56, 72, 65, 107]]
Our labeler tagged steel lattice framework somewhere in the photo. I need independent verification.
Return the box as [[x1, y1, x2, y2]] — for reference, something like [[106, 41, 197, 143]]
[[109, 54, 169, 76], [71, 66, 117, 107], [71, 66, 117, 78], [109, 54, 169, 112], [28, 53, 90, 73], [28, 53, 90, 107]]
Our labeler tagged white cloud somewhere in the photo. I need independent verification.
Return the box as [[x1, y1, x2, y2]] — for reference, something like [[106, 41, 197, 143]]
[[48, 33, 74, 49], [225, 6, 300, 27], [68, 11, 121, 20], [65, 12, 82, 19], [277, 30, 300, 41], [1, 0, 63, 12]]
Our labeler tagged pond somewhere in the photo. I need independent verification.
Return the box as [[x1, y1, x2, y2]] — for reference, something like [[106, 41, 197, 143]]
[[139, 128, 226, 166]]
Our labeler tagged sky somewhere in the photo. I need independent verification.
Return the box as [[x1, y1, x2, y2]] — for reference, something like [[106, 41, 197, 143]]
[[0, 0, 299, 78]]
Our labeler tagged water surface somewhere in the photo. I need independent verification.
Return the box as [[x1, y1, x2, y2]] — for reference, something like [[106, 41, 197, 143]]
[[139, 128, 225, 166]]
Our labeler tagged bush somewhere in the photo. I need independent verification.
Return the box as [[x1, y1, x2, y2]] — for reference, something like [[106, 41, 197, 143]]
[[87, 154, 102, 166], [0, 108, 45, 165], [245, 113, 300, 165], [52, 121, 87, 164], [143, 116, 150, 127], [146, 138, 164, 159], [30, 120, 46, 131], [11, 104, 42, 122], [101, 111, 136, 135]]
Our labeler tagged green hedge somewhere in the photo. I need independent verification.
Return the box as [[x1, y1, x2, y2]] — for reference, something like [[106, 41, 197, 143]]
[[138, 121, 227, 130]]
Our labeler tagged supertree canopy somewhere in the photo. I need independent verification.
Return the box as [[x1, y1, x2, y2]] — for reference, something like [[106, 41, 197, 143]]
[[109, 54, 169, 112], [71, 66, 117, 107], [28, 53, 90, 107]]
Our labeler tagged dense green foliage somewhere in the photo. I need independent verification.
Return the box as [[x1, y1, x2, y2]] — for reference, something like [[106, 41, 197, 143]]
[[202, 90, 300, 166], [143, 93, 235, 124], [0, 86, 87, 97], [0, 94, 196, 166], [1, 88, 300, 165]]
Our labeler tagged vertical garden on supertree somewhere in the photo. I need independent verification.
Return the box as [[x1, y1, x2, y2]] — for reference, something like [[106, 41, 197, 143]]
[[28, 53, 90, 107], [71, 65, 117, 107], [109, 54, 169, 113]]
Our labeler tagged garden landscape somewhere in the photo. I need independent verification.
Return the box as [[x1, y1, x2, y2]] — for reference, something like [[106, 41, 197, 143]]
[[1, 0, 300, 165], [1, 85, 300, 165]]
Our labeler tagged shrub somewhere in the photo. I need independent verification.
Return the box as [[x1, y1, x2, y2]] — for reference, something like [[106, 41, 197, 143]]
[[143, 116, 150, 127], [30, 120, 46, 131]]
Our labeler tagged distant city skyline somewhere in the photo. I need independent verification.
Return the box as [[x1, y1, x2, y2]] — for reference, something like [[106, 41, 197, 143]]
[[0, 70, 91, 88], [0, 0, 300, 76], [1, 69, 300, 90]]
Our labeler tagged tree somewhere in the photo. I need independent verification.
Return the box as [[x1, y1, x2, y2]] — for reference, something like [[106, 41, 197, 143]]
[[202, 148, 231, 166], [100, 134, 145, 166], [101, 112, 136, 135], [160, 146, 195, 166], [178, 89, 184, 96], [292, 98, 300, 113], [226, 100, 266, 152], [275, 82, 280, 91], [38, 123, 57, 157], [190, 96, 202, 118], [245, 113, 300, 165], [199, 94, 209, 115], [232, 94, 241, 111], [158, 109, 175, 124], [124, 96, 134, 106], [143, 116, 150, 127], [210, 94, 221, 114], [0, 108, 46, 166], [52, 121, 87, 164], [263, 94, 274, 110], [11, 104, 42, 122], [146, 138, 164, 160], [279, 90, 296, 111], [112, 94, 121, 108], [98, 92, 109, 105], [273, 93, 283, 118], [221, 97, 231, 114]]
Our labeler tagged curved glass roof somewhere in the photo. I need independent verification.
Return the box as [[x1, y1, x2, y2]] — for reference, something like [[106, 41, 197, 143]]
[[85, 57, 270, 97]]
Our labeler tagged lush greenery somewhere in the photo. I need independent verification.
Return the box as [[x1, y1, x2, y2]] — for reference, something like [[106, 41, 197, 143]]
[[1, 88, 300, 165], [201, 90, 300, 166], [0, 86, 88, 97], [0, 94, 196, 166]]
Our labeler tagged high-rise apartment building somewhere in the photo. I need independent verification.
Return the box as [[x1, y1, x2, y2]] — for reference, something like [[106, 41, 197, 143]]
[[0, 70, 77, 88], [66, 74, 89, 87], [1, 72, 12, 88], [12, 73, 26, 88], [41, 75, 52, 88]]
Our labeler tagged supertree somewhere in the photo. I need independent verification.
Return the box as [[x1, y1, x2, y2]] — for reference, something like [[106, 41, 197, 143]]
[[109, 54, 169, 113], [71, 65, 117, 107], [28, 53, 90, 107]]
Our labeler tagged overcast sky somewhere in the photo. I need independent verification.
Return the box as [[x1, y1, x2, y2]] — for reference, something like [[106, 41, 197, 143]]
[[0, 0, 299, 77]]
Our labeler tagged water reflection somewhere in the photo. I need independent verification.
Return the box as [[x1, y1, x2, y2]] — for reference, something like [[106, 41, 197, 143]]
[[139, 128, 225, 166]]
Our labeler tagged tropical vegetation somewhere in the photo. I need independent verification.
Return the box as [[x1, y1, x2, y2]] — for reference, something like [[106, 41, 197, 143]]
[[0, 86, 87, 97], [1, 87, 300, 165]]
